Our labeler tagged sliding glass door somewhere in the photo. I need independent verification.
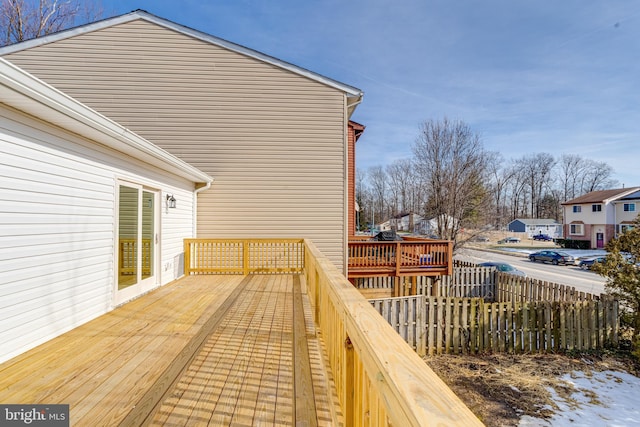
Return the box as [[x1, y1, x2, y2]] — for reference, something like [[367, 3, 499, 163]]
[[116, 182, 158, 304]]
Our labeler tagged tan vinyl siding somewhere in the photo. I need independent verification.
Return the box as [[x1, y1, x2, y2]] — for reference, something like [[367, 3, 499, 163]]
[[5, 19, 348, 267]]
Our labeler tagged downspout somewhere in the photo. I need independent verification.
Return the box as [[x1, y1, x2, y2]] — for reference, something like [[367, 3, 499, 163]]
[[193, 180, 213, 237], [344, 95, 363, 275]]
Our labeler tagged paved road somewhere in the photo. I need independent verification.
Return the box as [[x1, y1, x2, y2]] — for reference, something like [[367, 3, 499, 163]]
[[456, 248, 607, 296]]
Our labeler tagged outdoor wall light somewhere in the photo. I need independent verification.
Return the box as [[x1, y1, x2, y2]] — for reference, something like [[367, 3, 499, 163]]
[[166, 194, 177, 209]]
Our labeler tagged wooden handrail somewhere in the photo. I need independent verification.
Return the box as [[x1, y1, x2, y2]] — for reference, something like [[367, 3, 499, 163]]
[[304, 239, 481, 426]]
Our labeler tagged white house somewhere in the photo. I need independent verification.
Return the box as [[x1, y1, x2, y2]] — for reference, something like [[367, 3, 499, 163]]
[[379, 213, 423, 233], [0, 59, 212, 363], [418, 214, 458, 238]]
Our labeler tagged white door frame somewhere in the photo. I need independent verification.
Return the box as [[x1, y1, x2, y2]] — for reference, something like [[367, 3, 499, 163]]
[[114, 180, 160, 305]]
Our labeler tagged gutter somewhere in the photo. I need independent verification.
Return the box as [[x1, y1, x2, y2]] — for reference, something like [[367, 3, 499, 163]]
[[193, 181, 213, 237]]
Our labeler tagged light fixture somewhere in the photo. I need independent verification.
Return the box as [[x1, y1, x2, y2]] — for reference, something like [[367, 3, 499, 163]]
[[166, 194, 177, 209]]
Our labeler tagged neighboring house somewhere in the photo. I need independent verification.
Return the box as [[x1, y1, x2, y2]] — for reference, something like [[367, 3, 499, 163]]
[[392, 213, 423, 232], [379, 213, 423, 233], [0, 10, 364, 271], [508, 218, 562, 238], [612, 190, 640, 235], [0, 58, 212, 363], [418, 214, 458, 237], [561, 187, 640, 249]]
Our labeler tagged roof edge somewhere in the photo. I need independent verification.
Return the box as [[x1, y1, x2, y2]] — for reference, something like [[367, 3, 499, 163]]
[[561, 187, 640, 205]]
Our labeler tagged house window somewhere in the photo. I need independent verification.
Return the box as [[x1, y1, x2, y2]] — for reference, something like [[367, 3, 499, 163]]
[[621, 225, 635, 234], [592, 204, 602, 212], [572, 206, 581, 213], [624, 203, 636, 212], [570, 224, 584, 235]]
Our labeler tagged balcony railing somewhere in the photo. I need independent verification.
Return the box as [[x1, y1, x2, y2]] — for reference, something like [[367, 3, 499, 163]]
[[348, 239, 453, 278]]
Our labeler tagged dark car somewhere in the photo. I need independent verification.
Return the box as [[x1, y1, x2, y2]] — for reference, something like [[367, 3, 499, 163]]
[[479, 262, 526, 277], [579, 256, 606, 270], [529, 250, 575, 265], [532, 234, 553, 241], [498, 237, 521, 244]]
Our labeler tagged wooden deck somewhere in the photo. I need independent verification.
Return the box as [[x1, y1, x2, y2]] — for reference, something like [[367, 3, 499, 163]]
[[0, 274, 341, 426]]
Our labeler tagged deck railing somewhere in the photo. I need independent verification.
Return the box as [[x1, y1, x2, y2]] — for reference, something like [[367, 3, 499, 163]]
[[348, 239, 453, 278], [184, 238, 305, 274], [183, 238, 480, 426], [303, 239, 481, 426]]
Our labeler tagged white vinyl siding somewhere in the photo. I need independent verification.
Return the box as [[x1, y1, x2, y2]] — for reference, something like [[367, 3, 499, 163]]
[[0, 104, 196, 363], [5, 19, 349, 268]]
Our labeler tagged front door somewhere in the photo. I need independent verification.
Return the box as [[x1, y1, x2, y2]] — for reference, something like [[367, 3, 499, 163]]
[[596, 233, 604, 249], [116, 182, 159, 305]]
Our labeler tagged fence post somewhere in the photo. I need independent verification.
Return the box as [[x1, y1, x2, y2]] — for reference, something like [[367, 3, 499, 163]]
[[417, 295, 427, 356]]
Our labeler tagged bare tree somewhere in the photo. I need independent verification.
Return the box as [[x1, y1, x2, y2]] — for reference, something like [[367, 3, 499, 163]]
[[412, 118, 490, 248], [0, 0, 104, 46], [558, 154, 618, 202], [580, 159, 618, 194], [515, 153, 556, 218], [486, 152, 518, 229], [366, 165, 389, 230]]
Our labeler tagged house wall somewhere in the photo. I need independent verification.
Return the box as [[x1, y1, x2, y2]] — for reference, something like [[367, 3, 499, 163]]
[[3, 19, 350, 269], [507, 221, 525, 233], [615, 201, 639, 224], [0, 104, 196, 363]]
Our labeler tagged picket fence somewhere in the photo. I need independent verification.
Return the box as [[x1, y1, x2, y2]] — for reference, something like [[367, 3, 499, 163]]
[[370, 295, 619, 356], [355, 267, 606, 303]]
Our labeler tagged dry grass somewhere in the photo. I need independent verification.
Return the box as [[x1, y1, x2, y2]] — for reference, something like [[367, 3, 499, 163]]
[[424, 352, 639, 426]]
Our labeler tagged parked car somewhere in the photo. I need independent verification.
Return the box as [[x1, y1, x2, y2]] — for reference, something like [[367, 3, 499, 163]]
[[529, 250, 575, 265], [579, 256, 607, 270], [532, 234, 553, 241], [472, 236, 490, 242], [498, 237, 521, 244], [479, 262, 526, 277]]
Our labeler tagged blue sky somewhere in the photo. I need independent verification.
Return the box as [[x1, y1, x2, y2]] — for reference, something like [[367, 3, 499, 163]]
[[106, 1, 639, 186]]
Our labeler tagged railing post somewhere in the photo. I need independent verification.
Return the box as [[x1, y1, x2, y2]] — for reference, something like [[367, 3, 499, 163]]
[[344, 336, 354, 427], [184, 239, 191, 275], [395, 241, 401, 277], [243, 240, 249, 275]]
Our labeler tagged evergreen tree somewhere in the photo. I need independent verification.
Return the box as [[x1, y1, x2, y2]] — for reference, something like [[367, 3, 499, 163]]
[[592, 215, 640, 357]]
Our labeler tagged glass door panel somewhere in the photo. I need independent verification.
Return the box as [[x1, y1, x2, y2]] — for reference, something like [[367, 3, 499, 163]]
[[118, 185, 139, 290], [116, 183, 158, 305], [142, 190, 154, 281]]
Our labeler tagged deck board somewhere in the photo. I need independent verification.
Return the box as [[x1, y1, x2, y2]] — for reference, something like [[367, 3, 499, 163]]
[[0, 274, 340, 426]]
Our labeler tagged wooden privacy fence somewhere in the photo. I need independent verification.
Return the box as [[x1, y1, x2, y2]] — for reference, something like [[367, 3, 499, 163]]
[[184, 238, 305, 274], [353, 266, 496, 299], [370, 296, 619, 356], [355, 267, 606, 302]]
